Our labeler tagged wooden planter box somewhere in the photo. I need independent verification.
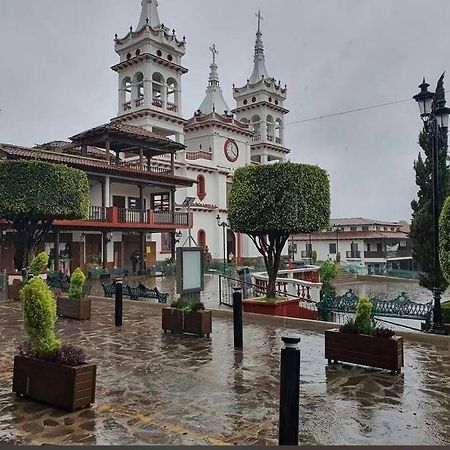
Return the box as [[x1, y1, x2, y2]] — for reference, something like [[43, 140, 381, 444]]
[[325, 329, 404, 373], [57, 296, 91, 320], [243, 298, 318, 320], [13, 356, 96, 411], [162, 308, 212, 337]]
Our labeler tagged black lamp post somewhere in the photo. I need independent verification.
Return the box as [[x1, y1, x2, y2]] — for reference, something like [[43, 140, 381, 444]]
[[413, 78, 450, 334], [216, 214, 228, 274], [332, 224, 342, 259]]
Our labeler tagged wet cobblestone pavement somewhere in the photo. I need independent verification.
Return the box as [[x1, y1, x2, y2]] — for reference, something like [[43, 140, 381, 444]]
[[1, 297, 450, 445]]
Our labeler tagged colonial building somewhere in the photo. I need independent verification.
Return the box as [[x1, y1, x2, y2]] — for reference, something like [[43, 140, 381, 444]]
[[0, 124, 195, 274], [108, 1, 290, 264], [291, 218, 413, 273], [0, 0, 292, 272]]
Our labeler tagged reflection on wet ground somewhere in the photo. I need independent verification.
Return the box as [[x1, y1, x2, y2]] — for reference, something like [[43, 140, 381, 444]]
[[1, 297, 450, 445]]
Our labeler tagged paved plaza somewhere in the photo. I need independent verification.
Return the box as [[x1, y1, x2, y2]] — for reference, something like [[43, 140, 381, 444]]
[[1, 296, 450, 446]]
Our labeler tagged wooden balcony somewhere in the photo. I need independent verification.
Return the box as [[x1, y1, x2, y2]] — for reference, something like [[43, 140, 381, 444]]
[[186, 151, 213, 161], [54, 206, 191, 231]]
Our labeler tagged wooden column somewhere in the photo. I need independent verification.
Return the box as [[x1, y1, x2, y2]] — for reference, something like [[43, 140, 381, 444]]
[[81, 142, 88, 157], [170, 189, 175, 225], [171, 232, 176, 261], [139, 147, 144, 170], [105, 138, 111, 164], [102, 232, 108, 270], [170, 151, 175, 174], [54, 230, 60, 273], [101, 180, 105, 208], [139, 232, 145, 274]]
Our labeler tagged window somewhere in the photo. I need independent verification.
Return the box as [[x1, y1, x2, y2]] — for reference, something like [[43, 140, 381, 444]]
[[329, 243, 337, 254], [128, 197, 146, 210], [197, 175, 206, 201], [362, 226, 369, 231], [161, 232, 172, 253], [197, 229, 206, 248], [377, 242, 382, 252], [350, 226, 357, 231], [306, 243, 312, 256], [151, 193, 170, 211]]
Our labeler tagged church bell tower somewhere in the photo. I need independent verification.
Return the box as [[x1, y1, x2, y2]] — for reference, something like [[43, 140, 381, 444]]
[[112, 0, 188, 143]]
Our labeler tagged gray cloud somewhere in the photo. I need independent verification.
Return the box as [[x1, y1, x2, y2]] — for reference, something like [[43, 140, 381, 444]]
[[1, 0, 450, 222]]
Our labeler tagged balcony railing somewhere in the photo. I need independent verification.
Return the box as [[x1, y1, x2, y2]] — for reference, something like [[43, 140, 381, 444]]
[[267, 134, 274, 142], [115, 160, 173, 175], [364, 251, 385, 259], [152, 98, 163, 108], [275, 137, 282, 144], [118, 208, 147, 224], [88, 206, 107, 222], [167, 102, 177, 112], [346, 251, 361, 259], [59, 206, 191, 229], [135, 97, 144, 107], [123, 101, 132, 111], [186, 151, 213, 161]]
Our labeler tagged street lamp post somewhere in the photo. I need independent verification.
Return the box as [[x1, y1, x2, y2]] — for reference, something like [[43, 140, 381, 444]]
[[414, 78, 450, 334], [216, 214, 228, 274]]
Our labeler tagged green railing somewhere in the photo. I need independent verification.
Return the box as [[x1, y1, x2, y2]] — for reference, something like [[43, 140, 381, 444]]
[[371, 268, 425, 280]]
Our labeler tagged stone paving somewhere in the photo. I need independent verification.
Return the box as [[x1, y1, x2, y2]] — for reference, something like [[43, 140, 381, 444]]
[[1, 297, 450, 445]]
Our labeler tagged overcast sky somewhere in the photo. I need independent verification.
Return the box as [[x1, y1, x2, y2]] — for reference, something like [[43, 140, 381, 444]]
[[1, 0, 450, 222]]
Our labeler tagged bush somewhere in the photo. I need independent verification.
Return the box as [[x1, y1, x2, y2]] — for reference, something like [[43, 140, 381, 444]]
[[311, 250, 318, 264], [21, 277, 60, 359], [319, 260, 338, 289], [336, 252, 341, 263], [69, 267, 86, 300], [28, 252, 49, 277], [354, 297, 374, 335], [19, 341, 86, 366]]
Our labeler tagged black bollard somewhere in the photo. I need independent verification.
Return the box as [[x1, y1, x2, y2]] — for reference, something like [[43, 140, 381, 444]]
[[278, 333, 301, 446], [233, 287, 243, 349], [115, 278, 123, 327]]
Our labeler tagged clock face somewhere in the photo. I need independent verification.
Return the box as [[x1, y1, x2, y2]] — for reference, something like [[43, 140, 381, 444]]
[[224, 139, 239, 162]]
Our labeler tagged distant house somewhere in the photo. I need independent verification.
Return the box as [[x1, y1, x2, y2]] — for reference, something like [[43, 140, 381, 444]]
[[291, 218, 414, 273]]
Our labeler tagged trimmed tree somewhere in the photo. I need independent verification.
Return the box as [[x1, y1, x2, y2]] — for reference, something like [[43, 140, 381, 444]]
[[410, 73, 450, 292], [0, 160, 89, 271], [439, 196, 450, 284], [228, 162, 330, 298]]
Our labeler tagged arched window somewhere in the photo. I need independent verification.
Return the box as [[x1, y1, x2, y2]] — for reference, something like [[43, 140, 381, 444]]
[[152, 72, 165, 108], [251, 115, 261, 139], [121, 77, 132, 110], [275, 118, 283, 144], [197, 229, 206, 249], [166, 78, 178, 112], [266, 115, 275, 141], [133, 72, 144, 106], [197, 175, 206, 201]]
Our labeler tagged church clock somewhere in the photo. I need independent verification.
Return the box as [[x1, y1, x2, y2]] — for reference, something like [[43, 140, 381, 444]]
[[224, 139, 239, 162]]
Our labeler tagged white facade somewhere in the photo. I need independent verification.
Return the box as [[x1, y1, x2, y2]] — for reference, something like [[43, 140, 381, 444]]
[[111, 1, 290, 263]]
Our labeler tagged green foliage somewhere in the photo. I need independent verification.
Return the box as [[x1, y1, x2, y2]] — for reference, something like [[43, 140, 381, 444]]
[[228, 162, 330, 235], [0, 160, 89, 221], [69, 268, 86, 300], [354, 297, 374, 335], [21, 277, 60, 359], [0, 160, 89, 270], [28, 252, 49, 277], [440, 197, 450, 285], [411, 73, 450, 292], [311, 250, 318, 264], [170, 299, 193, 315], [228, 162, 330, 297], [336, 252, 341, 263], [319, 260, 338, 290]]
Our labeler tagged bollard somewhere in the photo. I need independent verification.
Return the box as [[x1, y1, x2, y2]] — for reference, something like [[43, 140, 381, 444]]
[[278, 333, 301, 446], [115, 278, 123, 327], [233, 287, 243, 349]]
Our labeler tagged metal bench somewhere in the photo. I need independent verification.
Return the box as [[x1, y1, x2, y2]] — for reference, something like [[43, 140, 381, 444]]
[[101, 282, 116, 298], [125, 283, 168, 303]]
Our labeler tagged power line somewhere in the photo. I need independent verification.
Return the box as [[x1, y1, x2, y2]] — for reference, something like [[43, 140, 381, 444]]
[[285, 97, 413, 126], [285, 90, 450, 126]]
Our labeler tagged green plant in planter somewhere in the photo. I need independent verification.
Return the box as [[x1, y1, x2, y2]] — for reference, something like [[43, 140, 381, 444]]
[[69, 268, 86, 300], [354, 296, 375, 335], [311, 250, 318, 264], [28, 252, 49, 277], [21, 277, 60, 359]]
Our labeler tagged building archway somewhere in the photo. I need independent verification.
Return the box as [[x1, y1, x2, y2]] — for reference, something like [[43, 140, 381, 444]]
[[227, 229, 236, 262]]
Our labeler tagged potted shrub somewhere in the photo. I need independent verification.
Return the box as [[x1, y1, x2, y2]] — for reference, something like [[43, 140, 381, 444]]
[[325, 297, 404, 374], [13, 277, 96, 411], [57, 268, 91, 320], [162, 300, 212, 337], [7, 251, 49, 301]]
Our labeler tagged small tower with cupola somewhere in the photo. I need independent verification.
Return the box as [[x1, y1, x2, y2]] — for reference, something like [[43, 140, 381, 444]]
[[232, 11, 290, 164], [112, 0, 187, 143]]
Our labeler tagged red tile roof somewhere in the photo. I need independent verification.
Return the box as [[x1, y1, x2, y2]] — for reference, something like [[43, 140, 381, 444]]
[[294, 231, 409, 241], [0, 144, 195, 187]]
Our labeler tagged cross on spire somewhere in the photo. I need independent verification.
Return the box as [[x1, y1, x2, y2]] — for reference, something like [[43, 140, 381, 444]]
[[256, 10, 263, 33], [209, 44, 219, 65]]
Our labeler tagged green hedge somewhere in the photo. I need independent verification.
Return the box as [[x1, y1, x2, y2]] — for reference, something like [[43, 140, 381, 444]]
[[0, 160, 89, 221]]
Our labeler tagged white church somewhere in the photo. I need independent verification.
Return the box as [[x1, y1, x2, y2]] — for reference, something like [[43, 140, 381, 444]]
[[112, 0, 291, 265]]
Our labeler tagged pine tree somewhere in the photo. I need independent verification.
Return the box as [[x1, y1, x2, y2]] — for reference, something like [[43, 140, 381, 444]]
[[410, 73, 450, 292]]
